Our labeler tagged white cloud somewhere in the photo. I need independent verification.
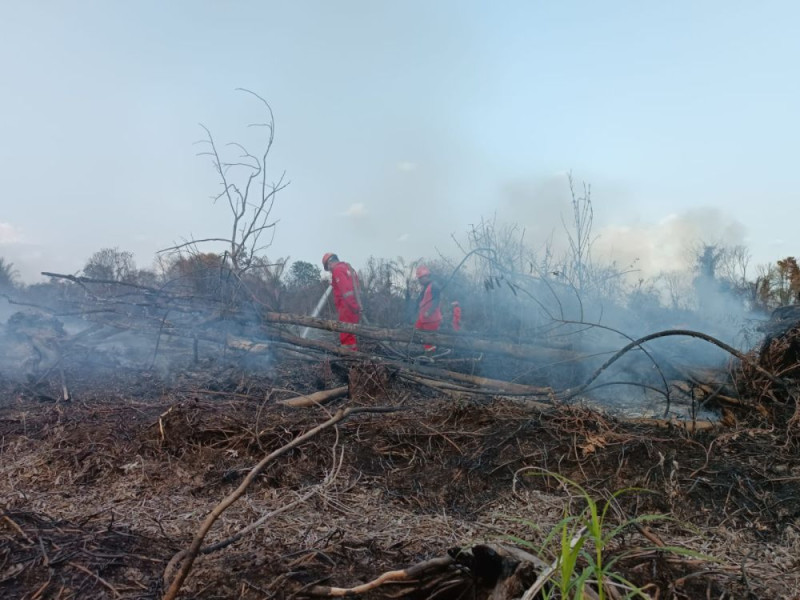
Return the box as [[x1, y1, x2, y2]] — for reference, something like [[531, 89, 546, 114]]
[[396, 161, 417, 172], [397, 233, 410, 242], [0, 222, 21, 244], [341, 203, 367, 218]]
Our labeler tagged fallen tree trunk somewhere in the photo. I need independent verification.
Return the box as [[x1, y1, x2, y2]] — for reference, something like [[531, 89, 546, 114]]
[[268, 330, 553, 397], [228, 330, 552, 396], [625, 417, 716, 432], [306, 555, 456, 597], [261, 312, 582, 365], [402, 359, 551, 396], [277, 386, 349, 407]]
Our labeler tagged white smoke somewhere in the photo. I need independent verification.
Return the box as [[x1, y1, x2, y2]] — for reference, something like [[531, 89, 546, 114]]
[[492, 173, 749, 279], [593, 208, 748, 277], [0, 222, 22, 245]]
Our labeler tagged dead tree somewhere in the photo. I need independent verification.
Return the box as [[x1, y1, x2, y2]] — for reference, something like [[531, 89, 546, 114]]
[[159, 89, 289, 304], [563, 171, 597, 293]]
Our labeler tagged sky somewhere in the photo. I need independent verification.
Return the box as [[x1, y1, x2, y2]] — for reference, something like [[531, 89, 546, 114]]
[[1, 1, 798, 282]]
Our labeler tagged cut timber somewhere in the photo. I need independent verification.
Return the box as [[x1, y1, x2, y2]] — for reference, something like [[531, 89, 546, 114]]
[[271, 331, 553, 397], [672, 380, 752, 409], [694, 383, 751, 407], [277, 386, 349, 407], [307, 555, 455, 597], [261, 312, 582, 365], [226, 336, 270, 354], [226, 332, 551, 396], [228, 333, 550, 396], [625, 417, 716, 432], [404, 360, 551, 396]]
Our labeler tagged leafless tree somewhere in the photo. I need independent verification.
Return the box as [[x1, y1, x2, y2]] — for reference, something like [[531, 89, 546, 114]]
[[659, 270, 693, 310], [562, 172, 597, 292], [83, 247, 137, 282], [716, 244, 751, 289], [161, 89, 289, 278]]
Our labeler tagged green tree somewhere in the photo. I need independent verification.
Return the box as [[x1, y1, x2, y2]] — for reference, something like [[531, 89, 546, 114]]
[[288, 260, 321, 287]]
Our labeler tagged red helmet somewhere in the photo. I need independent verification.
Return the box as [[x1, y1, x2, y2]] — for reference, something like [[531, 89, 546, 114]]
[[416, 265, 431, 279], [322, 253, 335, 270]]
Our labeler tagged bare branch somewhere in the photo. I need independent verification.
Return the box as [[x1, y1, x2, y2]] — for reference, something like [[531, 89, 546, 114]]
[[161, 406, 401, 600], [158, 238, 235, 254]]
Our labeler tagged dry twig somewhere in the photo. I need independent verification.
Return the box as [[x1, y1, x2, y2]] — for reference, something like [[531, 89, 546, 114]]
[[161, 405, 401, 600]]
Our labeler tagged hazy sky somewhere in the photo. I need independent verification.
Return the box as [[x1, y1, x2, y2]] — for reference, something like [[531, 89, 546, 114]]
[[1, 1, 798, 282]]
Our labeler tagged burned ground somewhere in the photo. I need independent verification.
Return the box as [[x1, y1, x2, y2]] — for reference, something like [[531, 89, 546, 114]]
[[2, 357, 800, 600]]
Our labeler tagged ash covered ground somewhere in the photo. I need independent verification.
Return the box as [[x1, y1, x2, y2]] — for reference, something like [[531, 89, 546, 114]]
[[2, 326, 800, 599]]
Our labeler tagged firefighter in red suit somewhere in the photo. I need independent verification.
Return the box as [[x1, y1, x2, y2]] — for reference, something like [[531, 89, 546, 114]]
[[322, 253, 362, 351], [414, 265, 442, 351], [450, 301, 462, 332]]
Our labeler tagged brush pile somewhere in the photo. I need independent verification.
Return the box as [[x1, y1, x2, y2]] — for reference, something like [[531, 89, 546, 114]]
[[2, 277, 800, 599]]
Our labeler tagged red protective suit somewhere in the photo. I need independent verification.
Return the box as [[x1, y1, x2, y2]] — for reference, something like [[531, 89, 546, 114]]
[[330, 261, 360, 349], [415, 280, 442, 350], [451, 302, 462, 332]]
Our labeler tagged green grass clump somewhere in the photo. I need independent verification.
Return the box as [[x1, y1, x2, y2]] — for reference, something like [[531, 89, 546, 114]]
[[510, 470, 714, 600]]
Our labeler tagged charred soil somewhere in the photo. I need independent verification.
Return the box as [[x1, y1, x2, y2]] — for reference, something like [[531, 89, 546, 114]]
[[2, 359, 800, 599]]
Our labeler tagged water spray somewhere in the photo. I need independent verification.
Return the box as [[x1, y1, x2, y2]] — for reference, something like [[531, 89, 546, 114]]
[[301, 286, 332, 339]]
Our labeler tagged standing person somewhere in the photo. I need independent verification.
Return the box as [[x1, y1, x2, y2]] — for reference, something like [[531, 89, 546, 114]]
[[322, 253, 362, 351], [414, 265, 442, 352], [450, 300, 462, 332]]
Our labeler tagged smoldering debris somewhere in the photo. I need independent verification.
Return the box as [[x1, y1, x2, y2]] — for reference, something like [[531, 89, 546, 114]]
[[0, 265, 788, 423]]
